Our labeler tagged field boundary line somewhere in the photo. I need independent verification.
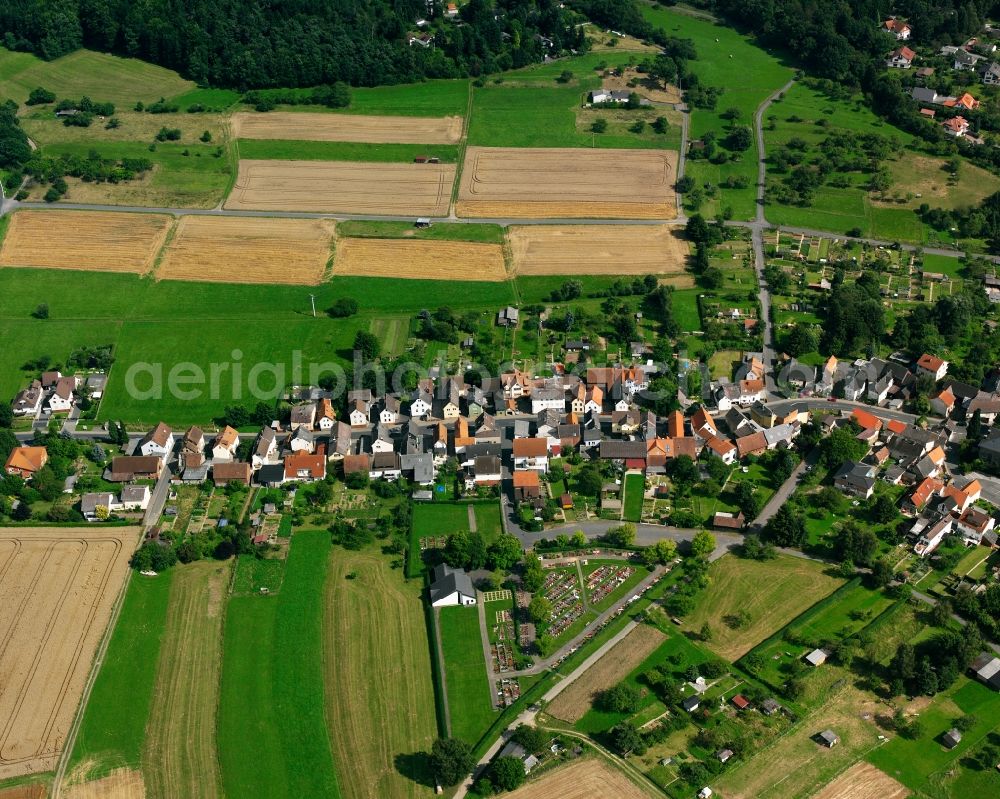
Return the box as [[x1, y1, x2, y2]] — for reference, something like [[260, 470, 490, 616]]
[[447, 82, 475, 216], [148, 215, 180, 280], [51, 529, 144, 799], [500, 228, 520, 306]]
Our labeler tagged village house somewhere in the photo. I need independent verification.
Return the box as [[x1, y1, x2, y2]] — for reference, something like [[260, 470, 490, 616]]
[[251, 427, 279, 470], [884, 18, 911, 40], [496, 306, 519, 327], [4, 446, 48, 480], [916, 353, 949, 381], [512, 470, 542, 503], [512, 437, 549, 473], [285, 445, 327, 482], [289, 402, 316, 430], [181, 426, 205, 468], [886, 45, 916, 68], [833, 461, 876, 499], [213, 461, 252, 487], [942, 116, 970, 138], [212, 426, 240, 461], [429, 564, 476, 607], [970, 652, 1000, 690], [138, 422, 174, 460], [106, 455, 162, 482], [11, 380, 43, 417], [46, 376, 76, 414], [930, 387, 956, 417], [348, 399, 371, 427]]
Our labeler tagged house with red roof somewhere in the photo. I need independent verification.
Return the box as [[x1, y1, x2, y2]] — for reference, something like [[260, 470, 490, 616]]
[[887, 46, 916, 68], [902, 477, 943, 514], [884, 18, 911, 40], [941, 116, 970, 138], [916, 353, 949, 380], [930, 386, 956, 416], [851, 408, 883, 432]]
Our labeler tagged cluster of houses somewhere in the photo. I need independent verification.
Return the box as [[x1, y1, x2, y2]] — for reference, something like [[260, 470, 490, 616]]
[[11, 370, 107, 418]]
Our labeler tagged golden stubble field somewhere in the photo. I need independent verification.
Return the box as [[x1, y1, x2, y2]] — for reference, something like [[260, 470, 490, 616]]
[[334, 237, 507, 282], [224, 159, 455, 215], [0, 527, 138, 781], [503, 758, 655, 799], [508, 224, 691, 281], [158, 216, 335, 285], [457, 147, 677, 219], [547, 625, 665, 723], [0, 211, 171, 274], [809, 762, 909, 799], [231, 112, 463, 144]]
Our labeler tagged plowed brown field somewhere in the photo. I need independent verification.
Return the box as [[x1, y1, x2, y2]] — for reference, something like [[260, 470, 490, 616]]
[[0, 527, 138, 781], [157, 216, 334, 285], [503, 759, 654, 799], [231, 112, 463, 144], [547, 625, 665, 723], [335, 238, 506, 282], [457, 147, 677, 219], [0, 211, 171, 274], [224, 160, 455, 215], [509, 225, 690, 281]]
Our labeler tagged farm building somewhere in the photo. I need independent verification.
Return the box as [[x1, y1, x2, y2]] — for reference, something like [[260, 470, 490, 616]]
[[682, 695, 701, 712], [942, 728, 963, 749], [970, 652, 1000, 690], [817, 730, 840, 748], [429, 564, 477, 607], [497, 306, 520, 328]]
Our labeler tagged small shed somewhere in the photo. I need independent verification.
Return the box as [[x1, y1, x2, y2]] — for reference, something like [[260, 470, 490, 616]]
[[415, 217, 432, 228], [806, 648, 828, 667], [731, 694, 750, 711], [682, 695, 701, 712], [942, 728, 963, 749], [761, 698, 781, 716], [717, 748, 733, 763], [817, 730, 840, 748]]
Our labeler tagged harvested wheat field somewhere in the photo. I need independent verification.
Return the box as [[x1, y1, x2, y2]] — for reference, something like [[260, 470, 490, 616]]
[[0, 527, 138, 781], [503, 758, 653, 799], [0, 211, 171, 274], [335, 238, 506, 282], [457, 147, 676, 219], [809, 762, 908, 799], [225, 160, 455, 215], [547, 625, 665, 723], [0, 783, 46, 799], [509, 225, 691, 281], [158, 216, 334, 285], [231, 112, 462, 144], [63, 768, 145, 799]]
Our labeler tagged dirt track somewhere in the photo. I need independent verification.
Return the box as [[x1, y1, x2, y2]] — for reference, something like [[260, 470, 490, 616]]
[[335, 238, 507, 282], [502, 758, 654, 799], [809, 762, 908, 799], [457, 147, 676, 219], [225, 160, 455, 215], [231, 112, 463, 144], [157, 216, 335, 285], [0, 528, 138, 781], [0, 211, 171, 274], [508, 225, 691, 280], [547, 625, 665, 723]]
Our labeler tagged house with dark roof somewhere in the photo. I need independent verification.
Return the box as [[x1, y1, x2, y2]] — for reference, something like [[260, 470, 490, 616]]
[[429, 564, 477, 606]]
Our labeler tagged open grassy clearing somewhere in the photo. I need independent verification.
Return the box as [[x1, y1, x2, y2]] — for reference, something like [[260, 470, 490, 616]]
[[501, 757, 656, 799], [312, 79, 470, 117], [232, 111, 462, 143], [157, 216, 335, 285], [438, 606, 495, 746], [507, 224, 690, 278], [337, 220, 503, 244], [715, 685, 884, 799], [226, 159, 454, 215], [143, 561, 230, 799], [641, 5, 793, 220], [867, 676, 1000, 798], [0, 264, 515, 424], [0, 210, 172, 274], [457, 147, 676, 219], [68, 572, 172, 780], [0, 528, 138, 781], [0, 47, 194, 105], [236, 139, 459, 163], [684, 554, 844, 661], [547, 624, 665, 724], [412, 504, 472, 539], [21, 110, 227, 150], [325, 548, 437, 799], [217, 531, 340, 799], [334, 238, 506, 282]]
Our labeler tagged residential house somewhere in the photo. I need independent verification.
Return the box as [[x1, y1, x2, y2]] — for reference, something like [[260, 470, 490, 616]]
[[833, 461, 877, 499], [85, 373, 107, 399], [913, 445, 946, 480], [120, 484, 151, 511], [916, 353, 949, 380], [691, 407, 718, 440], [342, 453, 371, 480], [40, 370, 62, 389], [736, 432, 767, 459], [513, 438, 549, 473], [902, 477, 943, 514], [914, 516, 952, 556], [409, 391, 433, 419], [182, 426, 205, 464], [531, 388, 565, 415], [348, 399, 371, 427], [715, 379, 765, 410], [400, 452, 435, 485], [955, 506, 995, 545], [139, 422, 174, 460], [4, 446, 48, 479], [944, 92, 981, 111], [496, 306, 519, 327], [473, 455, 503, 486], [81, 492, 117, 521], [289, 426, 316, 454], [667, 410, 686, 438], [330, 421, 353, 460], [967, 395, 1000, 424], [512, 470, 542, 503], [841, 369, 867, 401], [886, 46, 916, 68], [11, 380, 43, 417], [429, 564, 476, 607], [981, 61, 1000, 85], [884, 18, 911, 40], [930, 387, 956, 417], [251, 427, 279, 470], [106, 456, 161, 482], [611, 408, 642, 435], [952, 47, 983, 70], [942, 116, 970, 138], [289, 403, 316, 430], [750, 401, 778, 429], [817, 355, 838, 394], [212, 426, 240, 462], [284, 445, 326, 482], [213, 461, 252, 487], [369, 451, 402, 481], [704, 437, 737, 465], [970, 652, 1000, 690], [46, 376, 76, 413]]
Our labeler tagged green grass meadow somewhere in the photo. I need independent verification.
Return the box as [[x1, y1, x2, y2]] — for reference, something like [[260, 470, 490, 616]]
[[438, 605, 496, 746], [337, 220, 504, 243], [68, 571, 173, 778], [623, 472, 645, 522], [237, 140, 459, 163], [217, 531, 341, 799]]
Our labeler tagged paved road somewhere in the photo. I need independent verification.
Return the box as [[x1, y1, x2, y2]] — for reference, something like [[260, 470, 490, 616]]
[[752, 447, 819, 531], [143, 459, 174, 529]]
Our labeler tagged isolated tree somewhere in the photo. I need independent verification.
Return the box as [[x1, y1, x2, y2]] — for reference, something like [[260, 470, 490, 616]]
[[727, 126, 753, 151], [690, 530, 716, 560], [429, 738, 474, 787], [528, 594, 553, 626], [870, 493, 898, 525], [610, 721, 646, 755], [591, 117, 608, 133], [511, 724, 548, 753], [598, 683, 642, 713], [604, 523, 636, 548], [644, 538, 678, 566], [353, 330, 380, 360], [486, 534, 522, 571], [734, 480, 762, 521], [575, 464, 603, 496], [490, 757, 525, 791], [763, 505, 805, 548], [33, 303, 49, 319]]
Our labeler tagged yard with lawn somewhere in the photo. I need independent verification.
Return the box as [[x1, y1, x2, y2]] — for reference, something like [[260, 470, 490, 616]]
[[438, 605, 496, 747], [622, 473, 645, 522], [684, 554, 844, 661]]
